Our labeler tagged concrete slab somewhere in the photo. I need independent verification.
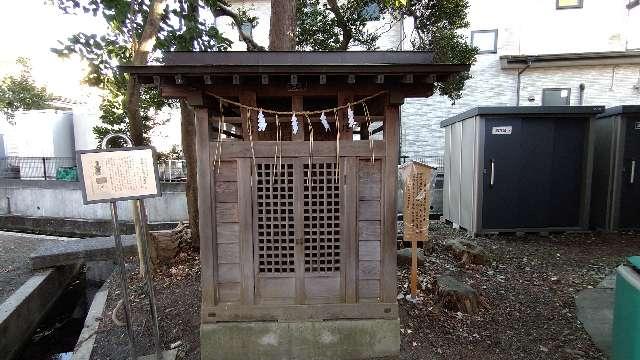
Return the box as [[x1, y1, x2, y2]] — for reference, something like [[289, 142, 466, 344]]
[[138, 349, 178, 360], [0, 264, 80, 360], [575, 288, 614, 357], [598, 272, 617, 289], [72, 282, 109, 360], [30, 235, 137, 270], [201, 318, 400, 360]]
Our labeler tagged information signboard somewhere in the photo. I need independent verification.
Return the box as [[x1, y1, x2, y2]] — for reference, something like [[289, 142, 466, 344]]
[[77, 147, 161, 204]]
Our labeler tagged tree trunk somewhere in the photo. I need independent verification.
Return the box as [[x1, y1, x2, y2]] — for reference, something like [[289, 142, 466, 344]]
[[126, 0, 167, 146], [180, 99, 200, 248], [269, 0, 296, 50], [124, 0, 167, 276]]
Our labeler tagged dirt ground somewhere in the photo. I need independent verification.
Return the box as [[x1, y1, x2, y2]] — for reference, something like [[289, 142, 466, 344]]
[[90, 223, 640, 360], [0, 231, 62, 303]]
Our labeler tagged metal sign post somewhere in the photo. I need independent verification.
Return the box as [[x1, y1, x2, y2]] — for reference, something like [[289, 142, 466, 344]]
[[77, 133, 163, 360]]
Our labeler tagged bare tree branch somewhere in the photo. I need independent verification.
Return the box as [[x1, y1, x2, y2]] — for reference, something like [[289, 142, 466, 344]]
[[326, 0, 352, 50], [210, 3, 266, 51]]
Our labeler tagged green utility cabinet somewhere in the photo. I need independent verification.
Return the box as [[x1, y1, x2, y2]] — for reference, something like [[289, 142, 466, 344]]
[[613, 256, 640, 360]]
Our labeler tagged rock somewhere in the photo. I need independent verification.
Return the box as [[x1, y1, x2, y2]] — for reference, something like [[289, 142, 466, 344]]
[[444, 238, 489, 266], [397, 248, 426, 266], [436, 275, 481, 314], [150, 230, 179, 264]]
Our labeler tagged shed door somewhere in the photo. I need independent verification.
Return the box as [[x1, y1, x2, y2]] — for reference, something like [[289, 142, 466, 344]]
[[517, 118, 554, 228], [253, 158, 344, 304], [619, 116, 640, 228], [482, 117, 522, 229]]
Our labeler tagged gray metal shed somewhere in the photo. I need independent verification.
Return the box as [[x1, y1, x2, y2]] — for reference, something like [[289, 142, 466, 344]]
[[590, 106, 640, 231], [441, 106, 604, 235]]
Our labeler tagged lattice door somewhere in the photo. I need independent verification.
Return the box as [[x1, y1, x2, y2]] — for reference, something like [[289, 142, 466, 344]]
[[303, 161, 341, 273], [252, 158, 343, 304]]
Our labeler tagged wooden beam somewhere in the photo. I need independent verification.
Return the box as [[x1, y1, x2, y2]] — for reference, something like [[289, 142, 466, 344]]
[[161, 83, 430, 99], [202, 302, 398, 322], [215, 141, 385, 159], [291, 95, 304, 141], [239, 91, 257, 141], [211, 126, 243, 139], [196, 108, 216, 308], [381, 101, 399, 303], [237, 158, 254, 305], [344, 157, 358, 303]]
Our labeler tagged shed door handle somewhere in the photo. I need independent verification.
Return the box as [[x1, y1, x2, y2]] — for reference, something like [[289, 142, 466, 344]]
[[631, 160, 636, 184], [490, 160, 495, 187]]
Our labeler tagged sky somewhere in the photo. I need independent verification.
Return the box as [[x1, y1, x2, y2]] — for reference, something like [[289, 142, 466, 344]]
[[0, 0, 107, 102], [0, 0, 184, 151]]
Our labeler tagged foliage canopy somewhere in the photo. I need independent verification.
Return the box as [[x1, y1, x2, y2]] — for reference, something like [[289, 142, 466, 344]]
[[0, 58, 53, 121], [296, 0, 478, 101]]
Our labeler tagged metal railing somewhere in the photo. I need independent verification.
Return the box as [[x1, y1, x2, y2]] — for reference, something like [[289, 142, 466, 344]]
[[401, 155, 444, 170], [157, 160, 187, 182], [0, 156, 188, 182], [0, 157, 77, 180]]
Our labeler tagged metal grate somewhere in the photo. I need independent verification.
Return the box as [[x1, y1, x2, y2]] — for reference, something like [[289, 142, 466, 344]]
[[303, 162, 341, 273], [255, 162, 296, 274]]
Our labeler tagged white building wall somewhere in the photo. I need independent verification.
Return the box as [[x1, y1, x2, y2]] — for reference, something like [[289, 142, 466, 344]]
[[3, 110, 75, 157], [405, 0, 640, 157], [519, 64, 640, 107]]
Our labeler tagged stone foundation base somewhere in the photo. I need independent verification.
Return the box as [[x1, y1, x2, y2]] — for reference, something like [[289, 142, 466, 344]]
[[200, 318, 400, 360]]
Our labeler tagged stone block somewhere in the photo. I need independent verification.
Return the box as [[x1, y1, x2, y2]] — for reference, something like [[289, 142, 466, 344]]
[[200, 318, 400, 360]]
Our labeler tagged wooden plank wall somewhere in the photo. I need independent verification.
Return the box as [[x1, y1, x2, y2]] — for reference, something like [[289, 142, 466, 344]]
[[357, 159, 383, 301], [215, 160, 242, 303]]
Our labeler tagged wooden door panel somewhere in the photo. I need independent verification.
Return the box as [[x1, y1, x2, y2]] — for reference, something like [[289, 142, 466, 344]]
[[253, 160, 297, 303]]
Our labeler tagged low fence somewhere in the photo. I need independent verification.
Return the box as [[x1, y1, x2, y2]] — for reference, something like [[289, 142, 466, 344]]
[[401, 155, 444, 170], [0, 157, 187, 182], [0, 157, 76, 180]]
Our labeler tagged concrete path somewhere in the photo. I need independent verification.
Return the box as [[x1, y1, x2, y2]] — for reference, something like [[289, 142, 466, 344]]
[[0, 231, 64, 303], [31, 234, 137, 270], [575, 271, 617, 357]]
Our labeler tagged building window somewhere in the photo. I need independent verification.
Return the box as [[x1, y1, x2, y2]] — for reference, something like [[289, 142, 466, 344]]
[[557, 0, 583, 9], [470, 29, 498, 54], [542, 88, 571, 106]]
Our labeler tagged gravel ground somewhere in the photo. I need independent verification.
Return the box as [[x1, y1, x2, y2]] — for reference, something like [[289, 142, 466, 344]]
[[0, 231, 62, 303], [91, 251, 201, 360], [90, 223, 640, 359], [398, 222, 640, 360]]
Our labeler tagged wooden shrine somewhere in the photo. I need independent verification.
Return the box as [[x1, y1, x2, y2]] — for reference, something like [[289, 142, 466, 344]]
[[123, 51, 468, 360]]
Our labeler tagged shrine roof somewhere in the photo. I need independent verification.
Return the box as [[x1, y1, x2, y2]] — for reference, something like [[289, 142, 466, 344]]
[[120, 51, 469, 76]]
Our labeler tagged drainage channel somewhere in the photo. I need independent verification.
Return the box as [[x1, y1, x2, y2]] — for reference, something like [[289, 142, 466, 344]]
[[17, 270, 104, 360]]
